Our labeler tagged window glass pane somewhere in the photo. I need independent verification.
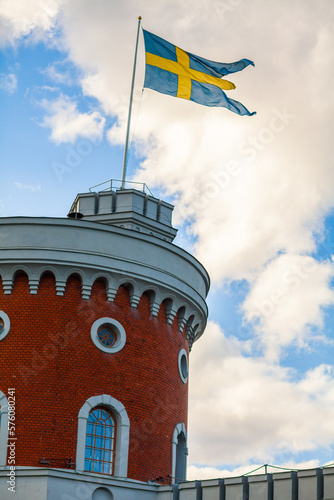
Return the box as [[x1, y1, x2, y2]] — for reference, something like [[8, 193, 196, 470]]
[[103, 463, 111, 474], [95, 437, 103, 448], [85, 459, 92, 471], [96, 424, 104, 436], [105, 438, 112, 450], [101, 410, 109, 420], [85, 447, 94, 459], [105, 426, 114, 438], [84, 407, 115, 475], [94, 461, 102, 473], [85, 435, 94, 447]]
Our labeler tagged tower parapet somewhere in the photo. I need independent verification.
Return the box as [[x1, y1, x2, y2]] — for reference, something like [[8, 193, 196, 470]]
[[69, 189, 178, 242]]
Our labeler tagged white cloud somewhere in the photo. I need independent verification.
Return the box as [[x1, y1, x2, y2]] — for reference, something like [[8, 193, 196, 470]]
[[0, 73, 17, 93], [14, 182, 41, 192], [0, 73, 17, 94], [188, 322, 334, 467], [0, 0, 64, 46], [39, 94, 106, 144], [187, 460, 320, 481], [242, 254, 334, 359], [40, 61, 75, 85]]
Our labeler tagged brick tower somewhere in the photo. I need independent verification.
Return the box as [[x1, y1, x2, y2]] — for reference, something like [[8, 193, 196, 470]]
[[0, 187, 209, 499]]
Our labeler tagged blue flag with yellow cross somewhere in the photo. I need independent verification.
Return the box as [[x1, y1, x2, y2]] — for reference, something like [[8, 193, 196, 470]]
[[143, 29, 255, 116]]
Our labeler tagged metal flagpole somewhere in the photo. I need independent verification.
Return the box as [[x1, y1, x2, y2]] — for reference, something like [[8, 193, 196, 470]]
[[121, 16, 142, 189]]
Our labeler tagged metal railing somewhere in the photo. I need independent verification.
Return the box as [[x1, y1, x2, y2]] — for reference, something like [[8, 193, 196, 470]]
[[89, 179, 154, 196], [244, 464, 298, 475]]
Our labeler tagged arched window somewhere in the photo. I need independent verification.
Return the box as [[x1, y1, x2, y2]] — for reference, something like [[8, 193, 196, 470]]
[[171, 423, 188, 483], [76, 395, 130, 477], [85, 407, 116, 474], [175, 432, 187, 483], [0, 391, 9, 467]]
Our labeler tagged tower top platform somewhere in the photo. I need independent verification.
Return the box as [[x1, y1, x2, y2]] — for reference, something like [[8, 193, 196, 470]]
[[69, 188, 178, 242]]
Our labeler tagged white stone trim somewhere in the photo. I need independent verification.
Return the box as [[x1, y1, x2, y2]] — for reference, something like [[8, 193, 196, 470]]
[[0, 311, 10, 341], [76, 395, 130, 477], [178, 349, 188, 384], [90, 318, 126, 354], [0, 217, 208, 339], [0, 391, 9, 467], [171, 423, 187, 484]]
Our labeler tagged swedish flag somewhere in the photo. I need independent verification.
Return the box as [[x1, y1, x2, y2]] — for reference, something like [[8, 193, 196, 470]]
[[143, 29, 255, 116]]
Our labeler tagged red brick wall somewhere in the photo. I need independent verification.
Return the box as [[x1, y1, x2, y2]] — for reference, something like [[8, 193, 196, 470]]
[[0, 272, 189, 483]]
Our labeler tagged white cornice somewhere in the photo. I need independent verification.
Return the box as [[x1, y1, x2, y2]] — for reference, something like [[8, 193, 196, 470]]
[[0, 218, 209, 346]]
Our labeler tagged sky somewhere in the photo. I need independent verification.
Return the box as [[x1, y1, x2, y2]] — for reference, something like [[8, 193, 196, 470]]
[[1, 0, 334, 481]]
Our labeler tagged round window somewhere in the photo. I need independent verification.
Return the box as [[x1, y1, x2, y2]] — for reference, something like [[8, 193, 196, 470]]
[[91, 318, 126, 353], [178, 349, 188, 384], [0, 311, 10, 341], [97, 326, 117, 348]]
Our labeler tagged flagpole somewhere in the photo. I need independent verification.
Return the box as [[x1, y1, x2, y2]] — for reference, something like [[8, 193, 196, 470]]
[[121, 16, 142, 189]]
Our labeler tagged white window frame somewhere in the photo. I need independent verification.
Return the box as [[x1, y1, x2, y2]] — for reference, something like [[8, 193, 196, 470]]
[[0, 311, 10, 341], [0, 391, 9, 467], [90, 318, 126, 354], [178, 349, 188, 384], [76, 395, 130, 477], [171, 422, 187, 483]]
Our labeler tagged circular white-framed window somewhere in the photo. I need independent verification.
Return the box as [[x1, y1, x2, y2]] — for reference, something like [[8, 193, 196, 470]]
[[178, 349, 188, 384], [91, 318, 126, 354], [0, 311, 10, 341]]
